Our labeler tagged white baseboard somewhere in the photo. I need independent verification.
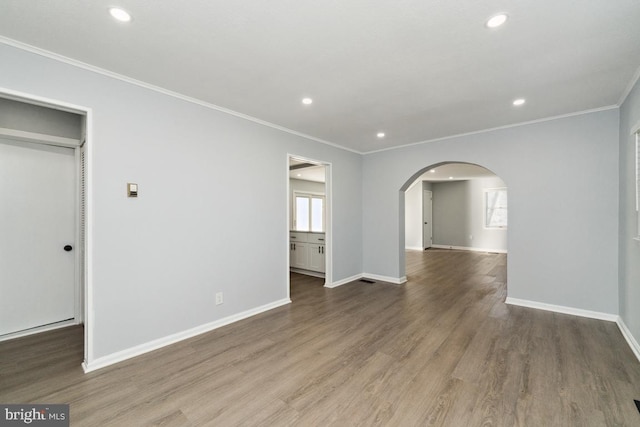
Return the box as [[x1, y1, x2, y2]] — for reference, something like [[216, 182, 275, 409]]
[[82, 298, 291, 373], [431, 244, 507, 254], [0, 319, 79, 343], [327, 273, 408, 287], [506, 298, 640, 363], [505, 297, 618, 322], [405, 246, 424, 251], [616, 317, 640, 363], [362, 273, 407, 285], [325, 273, 363, 288]]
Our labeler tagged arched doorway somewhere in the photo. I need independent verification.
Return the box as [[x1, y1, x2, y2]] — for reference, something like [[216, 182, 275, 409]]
[[401, 161, 508, 286]]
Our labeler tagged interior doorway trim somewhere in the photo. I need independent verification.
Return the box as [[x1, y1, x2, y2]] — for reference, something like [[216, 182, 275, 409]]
[[0, 86, 93, 370], [287, 154, 332, 294]]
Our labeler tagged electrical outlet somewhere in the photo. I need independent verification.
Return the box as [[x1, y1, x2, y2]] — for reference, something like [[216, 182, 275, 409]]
[[215, 292, 223, 305]]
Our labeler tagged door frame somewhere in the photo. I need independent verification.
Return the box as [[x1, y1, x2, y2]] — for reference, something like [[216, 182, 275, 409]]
[[0, 87, 93, 367], [287, 154, 332, 293]]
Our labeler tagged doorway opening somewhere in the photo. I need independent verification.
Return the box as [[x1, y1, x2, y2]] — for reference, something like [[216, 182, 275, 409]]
[[403, 162, 508, 282], [287, 155, 332, 295], [0, 89, 91, 367]]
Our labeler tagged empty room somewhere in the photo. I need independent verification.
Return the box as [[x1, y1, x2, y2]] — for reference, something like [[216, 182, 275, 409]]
[[1, 1, 640, 426]]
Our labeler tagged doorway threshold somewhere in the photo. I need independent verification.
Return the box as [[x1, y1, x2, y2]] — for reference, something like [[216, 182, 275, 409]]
[[0, 318, 77, 343]]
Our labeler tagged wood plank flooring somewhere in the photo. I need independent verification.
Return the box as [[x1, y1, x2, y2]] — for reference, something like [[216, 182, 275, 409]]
[[2, 249, 640, 426]]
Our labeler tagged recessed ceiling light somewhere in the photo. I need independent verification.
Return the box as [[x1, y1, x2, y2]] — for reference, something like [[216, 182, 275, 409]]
[[430, 169, 436, 173], [513, 98, 526, 106], [449, 176, 454, 180], [302, 97, 313, 105], [486, 13, 508, 28], [109, 7, 131, 22], [296, 173, 302, 177], [377, 132, 385, 138]]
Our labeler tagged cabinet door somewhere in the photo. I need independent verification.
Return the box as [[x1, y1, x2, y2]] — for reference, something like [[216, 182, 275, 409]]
[[308, 244, 325, 273], [291, 242, 309, 269]]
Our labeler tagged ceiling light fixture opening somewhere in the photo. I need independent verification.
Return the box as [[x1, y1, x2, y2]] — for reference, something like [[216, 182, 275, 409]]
[[513, 98, 526, 106], [430, 169, 436, 173], [486, 13, 508, 28], [302, 97, 313, 105], [377, 132, 385, 138], [109, 7, 132, 22], [449, 176, 454, 180]]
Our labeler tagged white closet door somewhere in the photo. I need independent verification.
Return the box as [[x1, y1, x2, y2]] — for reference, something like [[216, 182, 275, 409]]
[[0, 138, 75, 336]]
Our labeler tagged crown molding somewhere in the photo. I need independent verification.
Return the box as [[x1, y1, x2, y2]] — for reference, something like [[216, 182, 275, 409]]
[[2, 36, 631, 157], [618, 63, 640, 107], [0, 37, 361, 155], [364, 105, 619, 155]]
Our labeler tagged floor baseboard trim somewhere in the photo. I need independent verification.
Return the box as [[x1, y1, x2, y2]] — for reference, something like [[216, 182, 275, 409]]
[[616, 317, 640, 363], [325, 273, 363, 288], [431, 244, 507, 254], [0, 319, 79, 343], [505, 297, 618, 322], [362, 273, 407, 285], [82, 298, 291, 373], [405, 246, 424, 251]]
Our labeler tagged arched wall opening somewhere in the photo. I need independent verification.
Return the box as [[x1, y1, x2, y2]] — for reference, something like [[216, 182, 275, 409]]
[[399, 161, 508, 283], [361, 109, 618, 316]]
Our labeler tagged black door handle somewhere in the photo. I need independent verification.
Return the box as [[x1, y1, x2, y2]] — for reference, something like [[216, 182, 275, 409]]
[[64, 245, 73, 252]]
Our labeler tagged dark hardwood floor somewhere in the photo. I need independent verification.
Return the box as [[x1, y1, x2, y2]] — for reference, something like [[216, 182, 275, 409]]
[[1, 249, 639, 426]]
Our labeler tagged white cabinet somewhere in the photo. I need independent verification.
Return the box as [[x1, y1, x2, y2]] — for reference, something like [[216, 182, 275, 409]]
[[308, 243, 325, 272], [307, 233, 326, 245], [307, 233, 325, 273], [290, 232, 325, 274], [290, 243, 309, 269], [290, 232, 309, 269]]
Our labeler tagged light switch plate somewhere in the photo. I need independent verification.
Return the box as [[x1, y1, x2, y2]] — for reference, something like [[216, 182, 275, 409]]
[[127, 183, 138, 198]]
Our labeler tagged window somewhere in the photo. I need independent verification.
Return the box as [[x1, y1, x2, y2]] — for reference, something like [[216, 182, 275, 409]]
[[293, 192, 325, 232], [485, 188, 507, 229]]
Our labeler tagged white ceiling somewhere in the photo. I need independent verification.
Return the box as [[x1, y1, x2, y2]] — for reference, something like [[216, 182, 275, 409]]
[[290, 159, 326, 183], [2, 1, 639, 153]]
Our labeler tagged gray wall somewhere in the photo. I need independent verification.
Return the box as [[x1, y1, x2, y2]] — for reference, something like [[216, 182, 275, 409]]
[[619, 77, 640, 345], [363, 108, 619, 314], [431, 176, 507, 251], [0, 43, 363, 362], [432, 181, 469, 247], [290, 178, 325, 195]]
